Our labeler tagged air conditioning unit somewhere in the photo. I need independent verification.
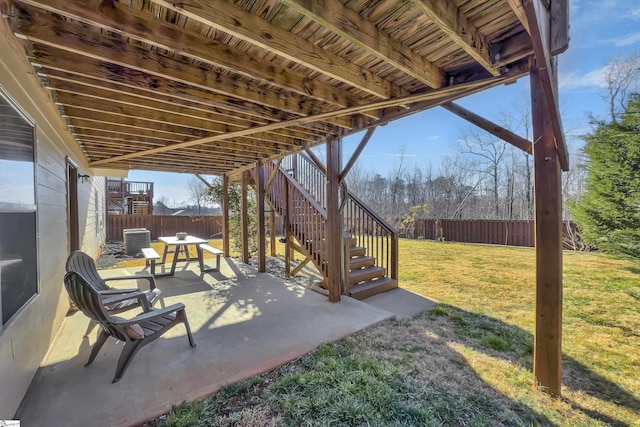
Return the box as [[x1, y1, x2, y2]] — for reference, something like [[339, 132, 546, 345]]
[[123, 228, 150, 256]]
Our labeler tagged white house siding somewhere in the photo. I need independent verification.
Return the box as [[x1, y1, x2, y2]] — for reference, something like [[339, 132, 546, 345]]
[[0, 18, 106, 417]]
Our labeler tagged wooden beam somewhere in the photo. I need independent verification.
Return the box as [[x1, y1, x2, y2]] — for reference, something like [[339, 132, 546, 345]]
[[442, 102, 532, 154], [152, 0, 392, 98], [37, 60, 314, 124], [265, 159, 282, 192], [412, 0, 500, 76], [339, 127, 376, 183], [69, 120, 290, 155], [290, 258, 311, 276], [90, 76, 511, 166], [222, 175, 230, 257], [507, 0, 531, 34], [41, 68, 271, 125], [550, 0, 570, 55], [50, 79, 264, 129], [18, 0, 365, 111], [256, 162, 266, 273], [58, 92, 240, 134], [304, 149, 327, 175], [56, 90, 320, 143], [194, 174, 212, 188], [279, 0, 442, 88], [325, 138, 342, 302], [343, 59, 531, 138], [15, 12, 340, 120], [523, 0, 569, 171], [531, 61, 563, 397], [490, 31, 534, 68], [269, 210, 276, 257], [241, 171, 250, 264]]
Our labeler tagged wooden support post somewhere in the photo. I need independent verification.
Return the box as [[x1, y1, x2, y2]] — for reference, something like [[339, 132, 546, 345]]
[[284, 228, 291, 278], [256, 161, 266, 273], [326, 138, 342, 302], [241, 170, 249, 264], [284, 180, 291, 277], [531, 60, 563, 397], [222, 175, 230, 257], [269, 209, 276, 256]]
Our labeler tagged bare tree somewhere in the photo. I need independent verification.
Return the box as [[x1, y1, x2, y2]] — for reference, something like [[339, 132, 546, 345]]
[[602, 51, 640, 122], [457, 125, 507, 218], [187, 177, 211, 215], [387, 146, 408, 218]]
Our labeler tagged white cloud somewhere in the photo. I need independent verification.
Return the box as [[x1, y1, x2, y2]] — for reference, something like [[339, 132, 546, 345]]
[[609, 32, 640, 47], [426, 135, 441, 140], [559, 67, 608, 89]]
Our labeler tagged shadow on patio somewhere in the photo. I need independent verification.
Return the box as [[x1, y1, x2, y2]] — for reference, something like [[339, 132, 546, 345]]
[[17, 258, 396, 426]]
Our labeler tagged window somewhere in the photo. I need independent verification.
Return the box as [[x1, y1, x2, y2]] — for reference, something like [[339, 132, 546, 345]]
[[0, 89, 38, 327]]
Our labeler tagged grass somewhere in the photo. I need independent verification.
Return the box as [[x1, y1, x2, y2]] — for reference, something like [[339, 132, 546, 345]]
[[138, 239, 640, 426]]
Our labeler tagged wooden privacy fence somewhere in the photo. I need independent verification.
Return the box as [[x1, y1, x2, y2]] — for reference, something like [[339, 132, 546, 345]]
[[108, 215, 222, 241], [402, 219, 580, 249], [108, 214, 285, 241]]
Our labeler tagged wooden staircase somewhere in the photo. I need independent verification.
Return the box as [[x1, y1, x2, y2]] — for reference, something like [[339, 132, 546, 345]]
[[263, 155, 398, 300]]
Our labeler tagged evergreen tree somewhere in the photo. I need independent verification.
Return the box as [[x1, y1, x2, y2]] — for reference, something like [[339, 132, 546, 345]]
[[572, 94, 640, 257]]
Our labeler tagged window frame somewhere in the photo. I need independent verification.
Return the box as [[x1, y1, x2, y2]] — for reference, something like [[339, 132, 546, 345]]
[[0, 85, 40, 332]]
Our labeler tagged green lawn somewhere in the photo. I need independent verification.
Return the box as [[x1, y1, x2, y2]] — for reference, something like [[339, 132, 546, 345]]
[[144, 239, 640, 426]]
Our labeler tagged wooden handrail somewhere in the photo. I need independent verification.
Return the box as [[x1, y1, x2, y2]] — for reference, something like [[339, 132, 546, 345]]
[[346, 191, 397, 235]]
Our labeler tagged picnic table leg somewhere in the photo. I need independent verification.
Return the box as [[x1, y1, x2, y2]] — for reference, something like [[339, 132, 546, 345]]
[[170, 245, 179, 276], [197, 245, 205, 272], [161, 244, 169, 264]]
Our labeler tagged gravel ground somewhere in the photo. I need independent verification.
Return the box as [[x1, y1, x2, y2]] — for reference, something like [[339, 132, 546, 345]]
[[95, 241, 142, 269]]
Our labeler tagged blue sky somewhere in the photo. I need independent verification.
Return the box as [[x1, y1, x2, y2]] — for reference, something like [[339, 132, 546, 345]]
[[128, 1, 640, 206]]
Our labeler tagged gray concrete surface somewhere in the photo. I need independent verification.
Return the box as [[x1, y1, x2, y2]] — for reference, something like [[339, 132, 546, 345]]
[[363, 287, 437, 319], [16, 259, 393, 427]]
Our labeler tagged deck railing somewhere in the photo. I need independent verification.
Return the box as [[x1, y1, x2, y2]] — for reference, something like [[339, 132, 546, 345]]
[[344, 192, 398, 281], [279, 153, 398, 283], [281, 154, 326, 207], [263, 161, 328, 275], [106, 179, 154, 197]]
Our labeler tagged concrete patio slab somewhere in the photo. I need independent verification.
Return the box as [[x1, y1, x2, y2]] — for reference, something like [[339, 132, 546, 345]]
[[363, 288, 437, 319], [16, 258, 393, 427]]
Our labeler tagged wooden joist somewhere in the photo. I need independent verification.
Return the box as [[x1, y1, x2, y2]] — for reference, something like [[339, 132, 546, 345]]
[[412, 0, 500, 76], [507, 0, 531, 34], [15, 10, 348, 125], [18, 0, 370, 113], [89, 75, 510, 166], [279, 0, 443, 88], [152, 0, 393, 99]]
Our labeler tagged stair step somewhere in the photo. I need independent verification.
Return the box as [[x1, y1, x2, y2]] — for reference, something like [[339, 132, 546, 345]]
[[349, 246, 366, 257], [349, 256, 376, 270], [349, 277, 398, 300], [349, 266, 385, 285]]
